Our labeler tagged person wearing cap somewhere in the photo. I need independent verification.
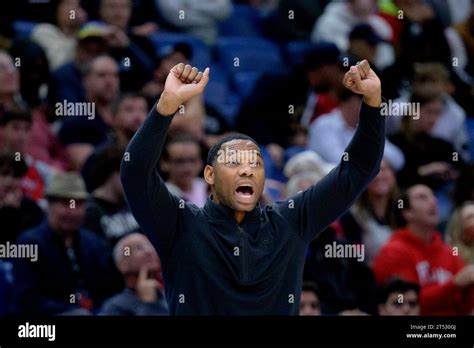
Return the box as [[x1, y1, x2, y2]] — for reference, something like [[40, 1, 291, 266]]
[[50, 19, 153, 105], [49, 21, 109, 105], [141, 42, 193, 105], [142, 42, 207, 142], [121, 59, 386, 315], [348, 23, 385, 68], [58, 54, 120, 170], [310, 0, 394, 69], [12, 172, 122, 315]]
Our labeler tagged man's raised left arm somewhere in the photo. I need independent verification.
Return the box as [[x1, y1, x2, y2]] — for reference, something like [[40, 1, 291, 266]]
[[282, 60, 386, 242]]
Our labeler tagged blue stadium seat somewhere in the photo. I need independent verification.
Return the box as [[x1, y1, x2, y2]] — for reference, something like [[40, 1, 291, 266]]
[[13, 21, 38, 38], [219, 4, 263, 37], [466, 117, 474, 159], [204, 64, 242, 127], [216, 37, 283, 74], [216, 37, 283, 98], [149, 32, 211, 69], [232, 71, 262, 98], [285, 40, 320, 67]]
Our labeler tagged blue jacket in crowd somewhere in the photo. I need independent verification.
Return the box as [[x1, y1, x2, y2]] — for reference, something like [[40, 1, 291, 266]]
[[12, 222, 122, 315]]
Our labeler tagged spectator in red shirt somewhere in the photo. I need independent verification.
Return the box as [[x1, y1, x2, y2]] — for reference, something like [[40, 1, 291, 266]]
[[0, 50, 68, 171], [372, 184, 474, 315], [0, 108, 53, 203]]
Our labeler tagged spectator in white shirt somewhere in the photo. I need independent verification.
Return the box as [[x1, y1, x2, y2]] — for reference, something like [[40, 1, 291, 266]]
[[161, 134, 208, 207], [31, 0, 87, 70], [308, 89, 405, 171], [311, 0, 394, 69]]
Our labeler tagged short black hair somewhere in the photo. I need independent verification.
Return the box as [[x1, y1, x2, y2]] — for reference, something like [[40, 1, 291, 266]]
[[89, 145, 123, 189], [163, 133, 201, 160], [302, 281, 320, 297], [393, 183, 427, 228], [393, 189, 411, 228], [0, 152, 28, 177], [206, 133, 259, 165], [0, 108, 32, 126], [112, 92, 147, 116], [378, 277, 420, 304], [81, 54, 114, 76], [303, 42, 340, 71]]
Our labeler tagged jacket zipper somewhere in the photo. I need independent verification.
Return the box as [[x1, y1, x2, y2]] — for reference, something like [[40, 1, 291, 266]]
[[238, 226, 248, 281]]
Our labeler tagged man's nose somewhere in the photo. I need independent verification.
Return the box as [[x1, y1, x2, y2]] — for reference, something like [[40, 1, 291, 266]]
[[238, 162, 253, 176]]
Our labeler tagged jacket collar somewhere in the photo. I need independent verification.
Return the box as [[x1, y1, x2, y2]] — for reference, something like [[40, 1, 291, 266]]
[[203, 195, 261, 224]]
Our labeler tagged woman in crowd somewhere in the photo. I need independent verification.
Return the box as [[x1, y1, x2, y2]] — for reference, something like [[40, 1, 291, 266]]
[[446, 201, 474, 264], [341, 159, 398, 264], [389, 85, 465, 190]]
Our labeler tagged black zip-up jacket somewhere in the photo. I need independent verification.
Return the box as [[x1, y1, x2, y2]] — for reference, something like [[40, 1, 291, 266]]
[[120, 101, 385, 315]]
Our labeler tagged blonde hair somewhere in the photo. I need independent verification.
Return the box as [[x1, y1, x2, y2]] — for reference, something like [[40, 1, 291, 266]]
[[446, 201, 474, 264], [413, 62, 450, 85]]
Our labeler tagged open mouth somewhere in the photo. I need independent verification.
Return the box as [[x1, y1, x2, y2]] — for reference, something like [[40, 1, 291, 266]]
[[235, 183, 255, 204], [236, 184, 254, 197], [427, 209, 438, 217]]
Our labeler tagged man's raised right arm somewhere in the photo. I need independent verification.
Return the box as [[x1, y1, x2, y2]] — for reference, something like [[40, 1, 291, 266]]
[[120, 64, 209, 259]]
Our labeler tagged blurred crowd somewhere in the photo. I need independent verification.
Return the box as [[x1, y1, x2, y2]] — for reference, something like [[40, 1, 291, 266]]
[[0, 0, 474, 316]]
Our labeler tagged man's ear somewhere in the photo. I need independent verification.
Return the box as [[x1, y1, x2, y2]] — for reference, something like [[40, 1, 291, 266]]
[[401, 209, 412, 224], [116, 258, 127, 274], [204, 164, 215, 185]]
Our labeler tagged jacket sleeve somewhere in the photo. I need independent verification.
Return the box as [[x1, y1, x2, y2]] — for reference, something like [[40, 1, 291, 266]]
[[120, 106, 181, 265], [281, 101, 385, 242]]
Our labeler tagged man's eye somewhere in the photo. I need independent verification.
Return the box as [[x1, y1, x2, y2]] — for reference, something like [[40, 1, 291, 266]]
[[250, 161, 261, 167]]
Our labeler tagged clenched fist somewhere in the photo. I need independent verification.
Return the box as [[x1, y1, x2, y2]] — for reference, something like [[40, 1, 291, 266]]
[[343, 59, 382, 107], [156, 63, 210, 116]]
